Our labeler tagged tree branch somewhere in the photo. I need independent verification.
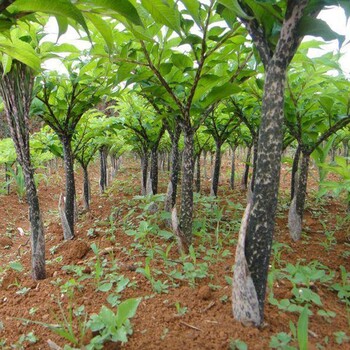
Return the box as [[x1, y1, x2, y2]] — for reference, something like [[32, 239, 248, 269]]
[[313, 115, 350, 151]]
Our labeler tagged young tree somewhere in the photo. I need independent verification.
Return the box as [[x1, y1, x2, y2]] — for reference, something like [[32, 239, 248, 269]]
[[35, 59, 111, 238], [204, 104, 239, 196], [285, 53, 350, 240], [194, 128, 212, 194], [0, 61, 46, 280], [116, 94, 165, 195], [112, 0, 249, 249]]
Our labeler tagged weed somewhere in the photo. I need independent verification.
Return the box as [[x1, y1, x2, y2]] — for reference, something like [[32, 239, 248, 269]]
[[174, 301, 187, 316], [334, 331, 350, 345], [229, 339, 248, 350], [87, 298, 141, 349]]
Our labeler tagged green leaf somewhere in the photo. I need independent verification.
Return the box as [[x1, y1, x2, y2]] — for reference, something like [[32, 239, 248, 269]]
[[41, 42, 81, 54], [298, 17, 345, 45], [99, 305, 116, 327], [218, 0, 252, 19], [0, 38, 40, 71], [0, 19, 13, 32], [88, 0, 143, 26], [55, 15, 68, 39], [202, 82, 240, 107], [159, 62, 173, 75], [193, 74, 221, 102], [12, 0, 90, 36], [297, 306, 309, 350], [85, 13, 114, 52], [1, 54, 12, 75], [141, 0, 181, 34], [98, 282, 113, 292], [180, 0, 201, 27], [116, 298, 141, 328], [171, 53, 193, 69], [9, 261, 24, 272]]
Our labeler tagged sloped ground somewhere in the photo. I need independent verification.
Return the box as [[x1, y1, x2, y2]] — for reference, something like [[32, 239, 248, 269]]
[[0, 157, 349, 349]]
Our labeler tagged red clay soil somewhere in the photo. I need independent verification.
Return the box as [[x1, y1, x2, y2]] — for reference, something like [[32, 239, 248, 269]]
[[0, 157, 349, 350]]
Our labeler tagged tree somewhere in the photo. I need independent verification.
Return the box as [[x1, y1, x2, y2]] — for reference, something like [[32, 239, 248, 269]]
[[0, 61, 46, 280], [193, 128, 212, 194], [116, 93, 165, 195], [35, 58, 111, 238], [285, 51, 350, 241], [227, 77, 263, 190], [220, 0, 349, 326], [111, 0, 249, 250], [204, 104, 239, 196], [0, 0, 141, 280]]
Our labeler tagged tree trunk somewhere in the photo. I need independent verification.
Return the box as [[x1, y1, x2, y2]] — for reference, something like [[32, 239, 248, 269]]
[[288, 151, 310, 241], [99, 147, 108, 193], [241, 145, 252, 189], [211, 141, 222, 197], [82, 166, 90, 210], [195, 152, 201, 193], [290, 145, 301, 200], [230, 145, 237, 190], [203, 150, 207, 179], [168, 125, 181, 207], [140, 153, 149, 195], [5, 163, 10, 195], [251, 137, 258, 191], [61, 136, 76, 238], [26, 171, 46, 280], [238, 62, 288, 324], [179, 127, 194, 247], [150, 146, 159, 195], [0, 62, 46, 280]]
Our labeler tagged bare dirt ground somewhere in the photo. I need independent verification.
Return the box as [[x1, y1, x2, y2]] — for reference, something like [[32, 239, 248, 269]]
[[0, 156, 349, 349]]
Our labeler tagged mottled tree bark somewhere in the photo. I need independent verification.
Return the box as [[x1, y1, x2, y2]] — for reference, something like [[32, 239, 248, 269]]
[[0, 62, 46, 280], [296, 152, 310, 218], [99, 147, 108, 193], [150, 146, 159, 195], [291, 145, 301, 200], [195, 152, 201, 193], [82, 166, 90, 210], [203, 151, 208, 179], [230, 145, 237, 190], [244, 65, 286, 322], [179, 127, 194, 246], [140, 153, 149, 195], [210, 141, 222, 197], [241, 145, 252, 190], [5, 163, 11, 195], [61, 136, 76, 238], [251, 137, 258, 191], [168, 124, 181, 207], [288, 151, 310, 241], [26, 172, 46, 279], [236, 1, 309, 325]]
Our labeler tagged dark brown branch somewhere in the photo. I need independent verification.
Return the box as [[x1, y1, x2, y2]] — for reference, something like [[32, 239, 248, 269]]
[[140, 40, 185, 114], [0, 0, 14, 14], [313, 115, 350, 151]]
